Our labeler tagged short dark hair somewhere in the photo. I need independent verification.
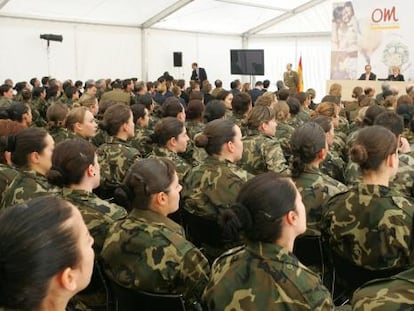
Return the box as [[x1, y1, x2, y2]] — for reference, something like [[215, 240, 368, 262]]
[[99, 103, 131, 136], [232, 93, 252, 114], [151, 117, 184, 147]]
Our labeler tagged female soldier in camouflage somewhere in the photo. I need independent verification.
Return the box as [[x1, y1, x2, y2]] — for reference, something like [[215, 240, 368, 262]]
[[291, 121, 347, 236], [48, 139, 127, 253], [323, 126, 414, 272], [130, 103, 152, 157], [48, 138, 127, 310], [1, 128, 57, 208], [239, 105, 290, 176], [274, 100, 295, 160], [46, 102, 69, 144], [148, 117, 191, 181], [0, 119, 25, 201], [96, 103, 140, 198], [66, 106, 97, 141], [182, 118, 252, 220], [101, 158, 210, 309], [203, 172, 334, 310]]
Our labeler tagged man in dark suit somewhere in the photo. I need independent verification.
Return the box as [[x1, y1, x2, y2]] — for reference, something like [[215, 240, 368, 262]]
[[358, 65, 377, 80], [191, 62, 207, 84], [249, 81, 263, 105], [387, 66, 404, 81]]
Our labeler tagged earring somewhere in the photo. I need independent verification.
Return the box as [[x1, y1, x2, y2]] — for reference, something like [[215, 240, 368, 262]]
[[93, 173, 96, 176]]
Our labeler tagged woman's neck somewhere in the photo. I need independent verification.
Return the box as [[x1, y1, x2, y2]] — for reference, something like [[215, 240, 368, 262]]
[[362, 170, 389, 187]]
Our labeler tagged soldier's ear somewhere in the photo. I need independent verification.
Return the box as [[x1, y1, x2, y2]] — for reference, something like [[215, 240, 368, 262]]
[[29, 151, 40, 164]]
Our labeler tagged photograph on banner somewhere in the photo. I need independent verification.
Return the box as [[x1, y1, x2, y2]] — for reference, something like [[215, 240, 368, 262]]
[[331, 1, 414, 81]]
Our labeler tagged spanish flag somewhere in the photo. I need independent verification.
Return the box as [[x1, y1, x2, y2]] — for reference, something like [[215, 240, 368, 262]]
[[297, 56, 303, 92]]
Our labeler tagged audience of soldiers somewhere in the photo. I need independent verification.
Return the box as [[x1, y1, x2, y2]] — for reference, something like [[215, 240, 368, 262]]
[[1, 74, 414, 310]]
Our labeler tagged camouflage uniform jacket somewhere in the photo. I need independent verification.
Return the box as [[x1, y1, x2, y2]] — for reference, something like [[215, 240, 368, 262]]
[[61, 187, 127, 253], [275, 121, 295, 160], [48, 126, 69, 144], [97, 136, 141, 189], [296, 108, 311, 124], [101, 208, 210, 308], [148, 146, 191, 182], [240, 128, 290, 176], [182, 156, 253, 219], [0, 164, 18, 202], [345, 153, 414, 198], [203, 241, 334, 311], [0, 96, 11, 108], [351, 267, 414, 311], [320, 150, 345, 183], [287, 115, 304, 129], [130, 126, 153, 158], [1, 169, 59, 208], [322, 183, 414, 270], [91, 127, 108, 147], [293, 166, 347, 236], [185, 120, 204, 140]]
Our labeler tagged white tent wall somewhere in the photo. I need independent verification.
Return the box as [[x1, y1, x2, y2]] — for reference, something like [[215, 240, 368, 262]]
[[248, 35, 331, 102], [144, 28, 243, 88], [0, 17, 141, 83]]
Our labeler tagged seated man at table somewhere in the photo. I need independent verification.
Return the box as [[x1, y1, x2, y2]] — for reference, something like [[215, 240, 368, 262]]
[[358, 65, 376, 80]]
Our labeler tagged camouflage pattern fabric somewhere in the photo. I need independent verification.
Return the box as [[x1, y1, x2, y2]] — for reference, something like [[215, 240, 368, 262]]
[[31, 97, 49, 120], [91, 127, 108, 147], [293, 166, 347, 236], [182, 156, 253, 219], [239, 128, 290, 176], [351, 267, 414, 311], [227, 112, 245, 131], [97, 136, 141, 191], [186, 120, 204, 140], [320, 150, 346, 183], [48, 126, 69, 144], [61, 187, 127, 253], [287, 115, 304, 129], [0, 97, 11, 108], [203, 241, 334, 311], [275, 121, 295, 160], [148, 146, 191, 182], [1, 169, 59, 208], [322, 183, 414, 270], [345, 153, 414, 198], [130, 126, 154, 158], [101, 208, 210, 309], [296, 108, 311, 124], [0, 164, 18, 202]]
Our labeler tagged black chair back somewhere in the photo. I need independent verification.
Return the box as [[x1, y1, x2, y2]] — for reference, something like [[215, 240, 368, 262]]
[[110, 280, 187, 311]]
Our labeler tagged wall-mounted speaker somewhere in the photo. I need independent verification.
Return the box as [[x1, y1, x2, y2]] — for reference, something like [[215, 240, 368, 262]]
[[173, 52, 182, 67]]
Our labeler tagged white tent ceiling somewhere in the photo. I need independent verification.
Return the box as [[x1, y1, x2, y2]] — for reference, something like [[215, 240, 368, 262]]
[[0, 0, 332, 36]]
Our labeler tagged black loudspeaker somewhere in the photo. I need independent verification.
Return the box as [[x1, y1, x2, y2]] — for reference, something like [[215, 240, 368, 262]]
[[173, 52, 182, 67]]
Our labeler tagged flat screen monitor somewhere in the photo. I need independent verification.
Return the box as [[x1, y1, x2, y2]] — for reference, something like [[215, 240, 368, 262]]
[[230, 49, 264, 75]]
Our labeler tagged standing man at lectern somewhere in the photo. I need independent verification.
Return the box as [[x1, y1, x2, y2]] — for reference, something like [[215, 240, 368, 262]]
[[387, 66, 404, 81], [191, 62, 207, 84], [358, 65, 376, 80]]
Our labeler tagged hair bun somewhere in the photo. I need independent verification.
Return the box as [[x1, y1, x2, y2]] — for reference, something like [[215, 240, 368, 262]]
[[350, 143, 368, 164], [194, 133, 208, 148]]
